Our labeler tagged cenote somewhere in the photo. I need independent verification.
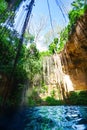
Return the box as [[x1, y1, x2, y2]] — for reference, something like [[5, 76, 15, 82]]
[[0, 106, 87, 130], [0, 0, 87, 130]]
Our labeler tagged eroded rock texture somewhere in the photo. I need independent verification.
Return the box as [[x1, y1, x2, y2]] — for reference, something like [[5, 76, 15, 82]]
[[61, 12, 87, 91], [42, 12, 87, 98]]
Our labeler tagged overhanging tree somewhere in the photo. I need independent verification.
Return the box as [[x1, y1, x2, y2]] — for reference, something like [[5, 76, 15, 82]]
[[1, 0, 35, 107]]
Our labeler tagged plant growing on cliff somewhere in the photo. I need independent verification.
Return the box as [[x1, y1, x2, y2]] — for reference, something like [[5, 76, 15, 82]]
[[49, 38, 58, 54], [57, 0, 86, 53], [50, 90, 56, 98], [68, 0, 86, 32], [58, 26, 68, 52]]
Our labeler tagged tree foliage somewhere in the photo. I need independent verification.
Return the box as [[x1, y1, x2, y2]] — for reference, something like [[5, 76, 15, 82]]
[[48, 38, 58, 54], [0, 0, 87, 107], [0, 0, 7, 13], [24, 44, 42, 84], [58, 26, 68, 52], [56, 0, 86, 53], [24, 32, 35, 45], [68, 0, 86, 32]]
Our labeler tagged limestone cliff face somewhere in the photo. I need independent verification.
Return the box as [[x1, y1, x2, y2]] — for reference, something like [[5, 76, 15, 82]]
[[42, 12, 87, 97], [61, 12, 87, 91], [42, 55, 66, 99], [25, 12, 87, 102]]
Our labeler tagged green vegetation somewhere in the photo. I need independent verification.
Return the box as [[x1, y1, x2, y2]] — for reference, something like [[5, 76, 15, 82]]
[[68, 0, 86, 33], [0, 0, 8, 23], [27, 89, 87, 106], [58, 27, 68, 52], [25, 43, 42, 86], [57, 0, 87, 53], [0, 0, 87, 107], [47, 0, 87, 54], [0, 0, 42, 107], [40, 84, 48, 94], [67, 91, 87, 105], [0, 0, 7, 14], [40, 51, 51, 57], [0, 29, 42, 107], [49, 38, 58, 54], [27, 87, 42, 106], [0, 0, 27, 107], [41, 0, 86, 55], [45, 96, 65, 105], [50, 90, 56, 98]]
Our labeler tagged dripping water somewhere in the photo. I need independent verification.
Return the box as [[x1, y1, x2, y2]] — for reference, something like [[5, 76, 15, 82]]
[[42, 54, 74, 100]]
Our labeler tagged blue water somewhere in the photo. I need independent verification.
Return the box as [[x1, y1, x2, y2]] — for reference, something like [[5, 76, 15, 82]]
[[0, 106, 87, 130]]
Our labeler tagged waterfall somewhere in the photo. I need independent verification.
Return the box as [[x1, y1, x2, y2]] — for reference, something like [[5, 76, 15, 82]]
[[42, 54, 74, 100]]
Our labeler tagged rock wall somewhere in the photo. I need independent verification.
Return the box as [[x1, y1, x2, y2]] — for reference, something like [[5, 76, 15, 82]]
[[42, 55, 66, 100], [25, 12, 87, 102], [61, 12, 87, 91], [42, 12, 87, 98]]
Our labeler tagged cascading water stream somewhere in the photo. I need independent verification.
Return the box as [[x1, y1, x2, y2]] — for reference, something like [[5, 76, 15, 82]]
[[42, 54, 74, 100]]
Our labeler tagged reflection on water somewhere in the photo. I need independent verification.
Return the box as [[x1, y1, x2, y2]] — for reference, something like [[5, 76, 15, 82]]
[[0, 106, 87, 130]]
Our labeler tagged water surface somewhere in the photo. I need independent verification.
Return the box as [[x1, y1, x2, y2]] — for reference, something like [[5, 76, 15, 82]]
[[0, 106, 87, 130]]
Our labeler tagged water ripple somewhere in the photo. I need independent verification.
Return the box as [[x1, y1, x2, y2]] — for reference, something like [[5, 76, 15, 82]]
[[0, 106, 87, 130]]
